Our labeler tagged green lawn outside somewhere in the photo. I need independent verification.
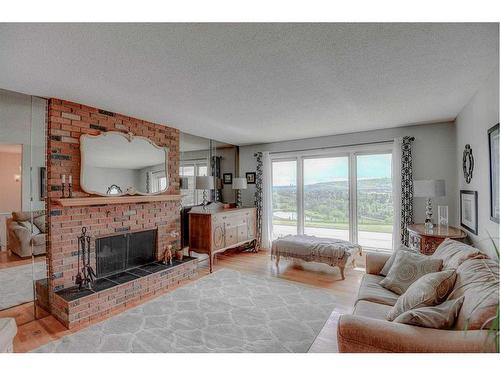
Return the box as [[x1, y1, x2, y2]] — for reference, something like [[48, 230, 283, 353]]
[[272, 219, 392, 233]]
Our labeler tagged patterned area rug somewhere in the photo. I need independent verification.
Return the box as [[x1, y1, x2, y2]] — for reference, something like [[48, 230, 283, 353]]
[[34, 268, 337, 352], [0, 261, 46, 310]]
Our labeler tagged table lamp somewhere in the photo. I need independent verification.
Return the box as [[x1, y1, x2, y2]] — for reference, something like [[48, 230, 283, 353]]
[[414, 179, 446, 231], [195, 176, 214, 210], [232, 177, 247, 208]]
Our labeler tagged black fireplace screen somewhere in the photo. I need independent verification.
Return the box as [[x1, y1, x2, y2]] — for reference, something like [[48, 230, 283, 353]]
[[96, 229, 156, 278]]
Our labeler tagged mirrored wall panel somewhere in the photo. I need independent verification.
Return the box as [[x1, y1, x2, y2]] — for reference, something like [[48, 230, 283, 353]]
[[179, 132, 237, 207], [0, 89, 49, 323]]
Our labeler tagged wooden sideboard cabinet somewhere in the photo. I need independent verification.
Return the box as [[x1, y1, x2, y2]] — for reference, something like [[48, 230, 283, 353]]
[[407, 224, 467, 255], [188, 207, 257, 272]]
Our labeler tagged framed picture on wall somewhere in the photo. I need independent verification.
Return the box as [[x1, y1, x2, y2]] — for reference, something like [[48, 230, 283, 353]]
[[223, 173, 233, 185], [246, 172, 256, 184], [460, 190, 478, 235], [488, 123, 499, 223]]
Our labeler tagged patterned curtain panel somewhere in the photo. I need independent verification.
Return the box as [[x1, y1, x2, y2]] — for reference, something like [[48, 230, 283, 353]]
[[254, 152, 263, 250], [400, 136, 415, 246], [210, 156, 222, 202]]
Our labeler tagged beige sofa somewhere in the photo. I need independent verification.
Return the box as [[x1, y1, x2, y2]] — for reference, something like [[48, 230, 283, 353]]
[[7, 211, 46, 258], [337, 246, 498, 353], [0, 318, 17, 353]]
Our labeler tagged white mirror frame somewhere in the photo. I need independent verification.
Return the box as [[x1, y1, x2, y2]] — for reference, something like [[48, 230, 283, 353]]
[[80, 131, 169, 197]]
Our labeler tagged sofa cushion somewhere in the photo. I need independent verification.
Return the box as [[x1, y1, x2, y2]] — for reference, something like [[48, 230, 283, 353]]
[[380, 251, 442, 295], [33, 214, 46, 233], [0, 318, 17, 353], [357, 274, 399, 306], [394, 297, 465, 329], [353, 300, 393, 320], [387, 269, 456, 321], [431, 239, 487, 270], [31, 233, 46, 247], [449, 258, 499, 330], [379, 245, 416, 276], [19, 220, 41, 235]]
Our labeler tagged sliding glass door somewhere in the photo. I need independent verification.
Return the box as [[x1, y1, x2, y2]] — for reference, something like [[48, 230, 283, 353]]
[[356, 153, 393, 249], [270, 146, 394, 250], [272, 160, 297, 239], [303, 156, 349, 241]]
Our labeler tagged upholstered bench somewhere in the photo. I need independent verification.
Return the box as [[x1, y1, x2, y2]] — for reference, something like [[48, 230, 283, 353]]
[[0, 318, 17, 353], [271, 235, 362, 279]]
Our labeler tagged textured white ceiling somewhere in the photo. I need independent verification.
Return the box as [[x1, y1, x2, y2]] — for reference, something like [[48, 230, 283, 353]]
[[0, 23, 497, 145]]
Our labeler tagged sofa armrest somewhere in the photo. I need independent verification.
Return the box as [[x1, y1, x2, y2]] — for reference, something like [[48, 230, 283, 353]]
[[12, 225, 32, 246], [365, 252, 390, 275], [337, 314, 495, 353]]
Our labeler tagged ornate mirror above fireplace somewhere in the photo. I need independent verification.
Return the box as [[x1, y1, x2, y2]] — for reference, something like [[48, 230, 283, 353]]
[[81, 132, 169, 196]]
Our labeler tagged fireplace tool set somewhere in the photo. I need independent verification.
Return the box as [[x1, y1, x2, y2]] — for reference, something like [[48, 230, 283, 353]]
[[75, 226, 96, 289]]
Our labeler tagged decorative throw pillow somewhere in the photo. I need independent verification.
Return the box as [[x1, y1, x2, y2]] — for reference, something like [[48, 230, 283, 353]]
[[387, 269, 456, 321], [431, 239, 487, 270], [380, 250, 442, 295], [448, 258, 499, 330], [33, 214, 46, 233], [380, 245, 417, 276], [394, 297, 465, 329], [19, 221, 41, 235]]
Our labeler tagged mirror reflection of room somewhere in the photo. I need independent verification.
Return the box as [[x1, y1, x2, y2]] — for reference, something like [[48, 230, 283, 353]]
[[179, 132, 237, 207], [0, 89, 48, 323], [80, 132, 169, 196]]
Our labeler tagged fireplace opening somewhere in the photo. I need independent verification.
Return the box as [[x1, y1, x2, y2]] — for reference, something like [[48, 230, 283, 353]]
[[96, 229, 157, 278]]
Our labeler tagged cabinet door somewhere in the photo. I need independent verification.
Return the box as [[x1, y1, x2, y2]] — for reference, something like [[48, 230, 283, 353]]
[[237, 222, 248, 242], [212, 224, 225, 250], [224, 223, 238, 247], [247, 214, 256, 239]]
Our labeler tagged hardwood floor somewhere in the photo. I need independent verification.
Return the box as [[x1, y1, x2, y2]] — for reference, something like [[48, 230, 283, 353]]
[[0, 251, 46, 269], [6, 250, 364, 353]]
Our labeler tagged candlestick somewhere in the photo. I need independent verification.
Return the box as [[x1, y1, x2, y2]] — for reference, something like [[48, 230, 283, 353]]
[[62, 174, 66, 183], [69, 175, 72, 184]]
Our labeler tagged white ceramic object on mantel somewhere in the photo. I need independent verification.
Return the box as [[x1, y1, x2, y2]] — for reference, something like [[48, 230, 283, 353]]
[[80, 131, 169, 197]]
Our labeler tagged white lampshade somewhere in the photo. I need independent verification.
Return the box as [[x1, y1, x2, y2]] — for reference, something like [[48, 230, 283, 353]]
[[195, 176, 214, 190], [232, 177, 247, 190], [414, 179, 446, 198]]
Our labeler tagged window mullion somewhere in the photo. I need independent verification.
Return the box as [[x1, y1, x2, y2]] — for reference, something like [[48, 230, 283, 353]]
[[349, 152, 358, 244], [297, 157, 304, 235]]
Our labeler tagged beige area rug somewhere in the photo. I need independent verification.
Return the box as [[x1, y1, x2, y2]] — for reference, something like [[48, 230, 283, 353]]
[[34, 268, 337, 353]]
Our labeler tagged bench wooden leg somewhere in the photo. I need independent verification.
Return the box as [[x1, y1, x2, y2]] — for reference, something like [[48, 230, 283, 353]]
[[339, 265, 345, 280]]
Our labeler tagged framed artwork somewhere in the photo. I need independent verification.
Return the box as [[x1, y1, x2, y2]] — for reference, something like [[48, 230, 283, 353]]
[[40, 167, 47, 200], [246, 172, 256, 184], [223, 173, 233, 185], [460, 190, 478, 235], [488, 123, 499, 223]]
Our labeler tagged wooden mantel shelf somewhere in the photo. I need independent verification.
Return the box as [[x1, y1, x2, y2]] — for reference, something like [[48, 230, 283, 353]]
[[52, 194, 182, 207]]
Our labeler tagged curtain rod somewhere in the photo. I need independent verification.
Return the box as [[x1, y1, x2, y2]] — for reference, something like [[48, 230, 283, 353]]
[[267, 139, 401, 156]]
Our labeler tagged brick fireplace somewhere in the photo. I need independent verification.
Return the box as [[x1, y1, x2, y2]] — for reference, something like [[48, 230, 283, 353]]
[[46, 99, 197, 328]]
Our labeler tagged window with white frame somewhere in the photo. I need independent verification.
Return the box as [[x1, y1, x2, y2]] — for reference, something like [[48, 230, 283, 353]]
[[271, 144, 393, 250], [180, 160, 208, 206]]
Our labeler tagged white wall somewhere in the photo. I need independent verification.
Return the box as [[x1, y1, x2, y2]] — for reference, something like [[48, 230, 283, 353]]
[[239, 122, 458, 225], [0, 89, 47, 212], [456, 66, 499, 257]]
